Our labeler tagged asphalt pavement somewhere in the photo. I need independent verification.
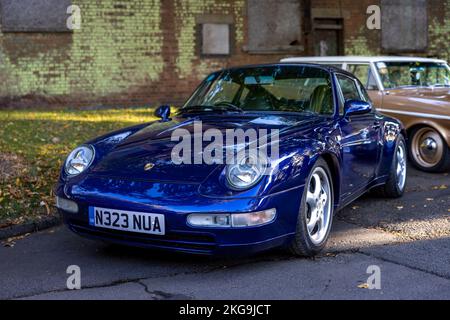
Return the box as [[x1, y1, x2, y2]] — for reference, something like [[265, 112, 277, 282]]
[[0, 167, 449, 300]]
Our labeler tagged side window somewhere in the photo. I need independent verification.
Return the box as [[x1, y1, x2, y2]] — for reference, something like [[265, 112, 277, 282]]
[[337, 75, 362, 102], [357, 81, 372, 103], [347, 64, 378, 90]]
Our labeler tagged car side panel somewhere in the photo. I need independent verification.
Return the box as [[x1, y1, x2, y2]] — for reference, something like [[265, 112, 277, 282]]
[[376, 109, 450, 147], [369, 90, 450, 147]]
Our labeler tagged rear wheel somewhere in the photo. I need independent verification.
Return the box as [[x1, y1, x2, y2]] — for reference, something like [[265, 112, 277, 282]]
[[289, 159, 334, 257], [376, 135, 407, 198], [409, 127, 450, 172]]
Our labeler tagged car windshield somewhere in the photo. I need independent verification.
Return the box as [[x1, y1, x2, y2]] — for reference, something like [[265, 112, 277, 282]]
[[182, 66, 334, 115], [377, 62, 450, 89]]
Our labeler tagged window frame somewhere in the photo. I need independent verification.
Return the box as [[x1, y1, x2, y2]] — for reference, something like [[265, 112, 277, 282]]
[[185, 66, 339, 117], [335, 73, 364, 115]]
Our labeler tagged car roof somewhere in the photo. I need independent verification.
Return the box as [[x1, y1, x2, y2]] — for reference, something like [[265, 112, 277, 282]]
[[217, 63, 357, 78], [281, 56, 448, 64]]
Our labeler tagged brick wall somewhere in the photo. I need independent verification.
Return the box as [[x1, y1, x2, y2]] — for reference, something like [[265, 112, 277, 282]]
[[0, 0, 448, 109]]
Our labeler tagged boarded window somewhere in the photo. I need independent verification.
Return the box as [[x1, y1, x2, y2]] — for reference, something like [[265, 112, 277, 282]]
[[313, 18, 344, 56], [381, 0, 428, 52], [247, 0, 302, 53], [0, 0, 72, 32], [201, 23, 231, 56]]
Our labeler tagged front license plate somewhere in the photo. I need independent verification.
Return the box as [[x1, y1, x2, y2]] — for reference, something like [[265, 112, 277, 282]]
[[89, 207, 165, 235]]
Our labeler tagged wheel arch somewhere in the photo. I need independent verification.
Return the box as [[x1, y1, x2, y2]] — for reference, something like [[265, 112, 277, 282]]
[[406, 122, 450, 147], [320, 152, 341, 209]]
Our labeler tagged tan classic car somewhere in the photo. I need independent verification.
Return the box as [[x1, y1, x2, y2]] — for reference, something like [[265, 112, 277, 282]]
[[281, 56, 450, 172]]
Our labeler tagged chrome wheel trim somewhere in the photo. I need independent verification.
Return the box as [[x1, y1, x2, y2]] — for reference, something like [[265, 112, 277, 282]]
[[305, 167, 332, 245], [412, 128, 444, 168], [396, 141, 407, 191]]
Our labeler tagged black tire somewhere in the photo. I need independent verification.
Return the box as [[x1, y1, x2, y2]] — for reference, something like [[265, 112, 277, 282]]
[[289, 158, 334, 257], [408, 127, 450, 173], [376, 135, 407, 198]]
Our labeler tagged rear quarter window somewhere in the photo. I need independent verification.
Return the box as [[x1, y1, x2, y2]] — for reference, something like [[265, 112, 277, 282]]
[[337, 75, 361, 101], [347, 64, 378, 90]]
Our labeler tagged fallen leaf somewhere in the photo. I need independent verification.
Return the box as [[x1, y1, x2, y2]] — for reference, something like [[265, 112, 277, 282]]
[[2, 233, 30, 248], [397, 206, 404, 210], [40, 201, 50, 215], [52, 137, 60, 143], [358, 283, 370, 289], [0, 222, 13, 229], [426, 198, 434, 201]]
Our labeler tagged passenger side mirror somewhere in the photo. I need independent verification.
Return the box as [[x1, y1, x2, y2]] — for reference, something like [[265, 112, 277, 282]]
[[154, 105, 171, 122], [344, 100, 372, 117]]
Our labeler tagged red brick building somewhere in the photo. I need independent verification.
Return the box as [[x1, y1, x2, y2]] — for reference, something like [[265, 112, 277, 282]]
[[0, 0, 448, 108]]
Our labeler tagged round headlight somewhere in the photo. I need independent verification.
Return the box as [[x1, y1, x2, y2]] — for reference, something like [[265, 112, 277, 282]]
[[226, 152, 268, 190], [65, 145, 95, 177]]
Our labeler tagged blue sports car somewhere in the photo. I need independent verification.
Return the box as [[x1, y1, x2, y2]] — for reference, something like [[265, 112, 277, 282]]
[[56, 64, 407, 257]]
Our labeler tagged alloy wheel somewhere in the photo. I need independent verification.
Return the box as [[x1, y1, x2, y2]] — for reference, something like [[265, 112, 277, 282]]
[[305, 167, 332, 245], [396, 142, 407, 191]]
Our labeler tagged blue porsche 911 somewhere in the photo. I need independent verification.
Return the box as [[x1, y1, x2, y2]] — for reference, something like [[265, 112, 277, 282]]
[[56, 64, 407, 257]]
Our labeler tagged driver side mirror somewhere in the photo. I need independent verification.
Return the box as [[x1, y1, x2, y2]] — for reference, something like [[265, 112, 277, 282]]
[[154, 105, 171, 122], [344, 100, 372, 118]]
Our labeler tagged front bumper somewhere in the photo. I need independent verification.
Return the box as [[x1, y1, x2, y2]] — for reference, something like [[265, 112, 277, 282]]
[[57, 176, 303, 256]]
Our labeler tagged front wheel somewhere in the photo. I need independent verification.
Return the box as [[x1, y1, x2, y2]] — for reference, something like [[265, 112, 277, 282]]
[[409, 127, 450, 172], [289, 158, 334, 257]]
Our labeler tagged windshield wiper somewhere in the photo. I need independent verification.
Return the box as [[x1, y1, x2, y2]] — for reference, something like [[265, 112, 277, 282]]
[[180, 103, 244, 114], [393, 85, 418, 89], [178, 105, 216, 115], [178, 105, 236, 115], [213, 102, 244, 113]]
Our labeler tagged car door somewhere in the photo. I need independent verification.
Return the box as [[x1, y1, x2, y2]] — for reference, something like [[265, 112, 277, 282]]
[[336, 74, 381, 199]]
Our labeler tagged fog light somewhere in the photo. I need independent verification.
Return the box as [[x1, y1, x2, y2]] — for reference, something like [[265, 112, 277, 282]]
[[56, 197, 79, 214], [187, 214, 231, 228], [232, 209, 276, 227], [187, 209, 276, 228]]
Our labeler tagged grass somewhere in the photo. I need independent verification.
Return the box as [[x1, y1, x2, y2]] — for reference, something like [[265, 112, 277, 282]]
[[0, 108, 157, 227]]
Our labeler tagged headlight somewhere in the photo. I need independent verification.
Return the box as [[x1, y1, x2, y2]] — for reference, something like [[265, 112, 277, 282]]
[[65, 145, 95, 177], [226, 152, 268, 190]]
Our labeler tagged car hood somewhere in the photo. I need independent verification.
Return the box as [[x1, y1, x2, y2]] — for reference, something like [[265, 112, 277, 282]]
[[89, 113, 320, 183]]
